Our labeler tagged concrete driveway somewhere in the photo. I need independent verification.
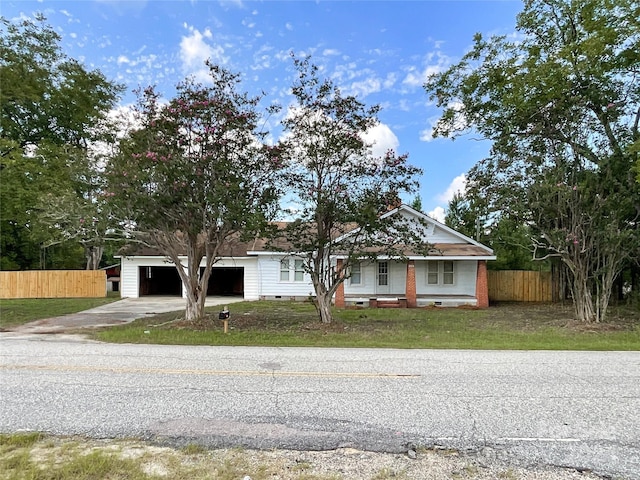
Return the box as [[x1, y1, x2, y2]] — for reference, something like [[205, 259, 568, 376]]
[[5, 296, 244, 335]]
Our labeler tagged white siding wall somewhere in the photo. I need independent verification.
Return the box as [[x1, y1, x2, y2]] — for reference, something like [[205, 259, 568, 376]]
[[120, 255, 479, 300], [343, 260, 406, 296], [120, 256, 171, 298], [342, 259, 478, 298], [119, 256, 259, 299], [415, 260, 477, 296], [213, 257, 259, 301], [343, 261, 374, 297], [256, 255, 315, 299]]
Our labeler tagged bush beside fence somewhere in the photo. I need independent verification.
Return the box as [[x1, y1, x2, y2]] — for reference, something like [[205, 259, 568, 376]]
[[0, 270, 106, 298]]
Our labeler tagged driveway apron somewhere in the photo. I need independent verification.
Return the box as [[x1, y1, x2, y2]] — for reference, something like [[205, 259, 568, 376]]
[[4, 297, 244, 334]]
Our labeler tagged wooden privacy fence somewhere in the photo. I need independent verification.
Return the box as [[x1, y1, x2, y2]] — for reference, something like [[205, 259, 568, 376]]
[[0, 270, 106, 299], [488, 270, 555, 302]]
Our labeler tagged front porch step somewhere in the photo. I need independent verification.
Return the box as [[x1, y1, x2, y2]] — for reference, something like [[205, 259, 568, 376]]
[[372, 298, 408, 308], [376, 301, 402, 308]]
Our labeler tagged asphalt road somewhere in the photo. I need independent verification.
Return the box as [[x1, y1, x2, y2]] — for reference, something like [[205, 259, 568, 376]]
[[0, 336, 638, 479]]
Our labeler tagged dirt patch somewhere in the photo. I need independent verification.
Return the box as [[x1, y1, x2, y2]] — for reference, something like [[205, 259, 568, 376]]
[[120, 302, 639, 336]]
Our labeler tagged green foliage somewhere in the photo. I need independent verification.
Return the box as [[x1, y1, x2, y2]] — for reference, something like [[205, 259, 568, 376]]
[[277, 56, 424, 323], [0, 15, 123, 270], [445, 193, 540, 270], [444, 192, 476, 240], [108, 64, 279, 321], [426, 0, 640, 321]]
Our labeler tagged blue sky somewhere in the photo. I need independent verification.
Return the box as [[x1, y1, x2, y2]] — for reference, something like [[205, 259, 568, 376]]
[[3, 0, 524, 220]]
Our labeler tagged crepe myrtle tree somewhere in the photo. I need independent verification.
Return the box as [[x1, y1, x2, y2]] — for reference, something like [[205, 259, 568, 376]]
[[425, 0, 640, 322], [277, 56, 426, 324], [108, 64, 280, 322]]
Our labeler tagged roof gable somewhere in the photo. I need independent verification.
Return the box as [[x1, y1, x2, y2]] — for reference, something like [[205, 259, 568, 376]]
[[380, 204, 494, 256]]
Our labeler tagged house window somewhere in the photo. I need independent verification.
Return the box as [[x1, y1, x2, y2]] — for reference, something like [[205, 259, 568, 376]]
[[443, 261, 454, 285], [280, 259, 290, 281], [294, 259, 305, 282], [427, 261, 455, 285], [378, 261, 388, 286], [350, 263, 361, 285], [427, 261, 439, 285], [280, 258, 305, 282]]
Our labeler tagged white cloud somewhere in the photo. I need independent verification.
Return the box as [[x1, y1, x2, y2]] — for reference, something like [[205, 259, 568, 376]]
[[117, 55, 130, 65], [362, 122, 399, 158], [180, 24, 227, 81], [383, 72, 397, 89], [428, 206, 446, 223], [402, 51, 450, 88], [437, 173, 467, 203], [323, 48, 340, 56], [348, 77, 381, 98], [285, 22, 293, 31], [419, 123, 436, 142], [427, 174, 467, 224], [420, 101, 466, 142]]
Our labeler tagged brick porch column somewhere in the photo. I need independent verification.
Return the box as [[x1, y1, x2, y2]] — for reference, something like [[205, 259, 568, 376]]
[[406, 260, 417, 308], [475, 260, 489, 308], [335, 258, 345, 307]]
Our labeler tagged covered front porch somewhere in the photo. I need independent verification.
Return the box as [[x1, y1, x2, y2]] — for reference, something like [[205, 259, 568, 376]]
[[342, 294, 478, 308], [334, 258, 489, 308]]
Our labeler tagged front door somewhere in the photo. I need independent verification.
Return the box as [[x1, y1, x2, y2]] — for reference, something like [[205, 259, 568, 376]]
[[376, 261, 390, 295]]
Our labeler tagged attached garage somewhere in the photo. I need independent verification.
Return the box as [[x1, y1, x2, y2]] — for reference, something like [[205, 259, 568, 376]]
[[139, 266, 182, 296], [137, 265, 245, 298], [205, 267, 244, 296]]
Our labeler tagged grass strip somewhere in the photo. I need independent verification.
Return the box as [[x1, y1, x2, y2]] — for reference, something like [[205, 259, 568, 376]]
[[93, 301, 640, 351], [0, 293, 120, 328]]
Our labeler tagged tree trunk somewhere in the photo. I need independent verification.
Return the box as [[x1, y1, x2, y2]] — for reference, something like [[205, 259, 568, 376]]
[[569, 271, 596, 323], [316, 289, 333, 324], [85, 245, 103, 270], [310, 275, 335, 324], [181, 249, 207, 323]]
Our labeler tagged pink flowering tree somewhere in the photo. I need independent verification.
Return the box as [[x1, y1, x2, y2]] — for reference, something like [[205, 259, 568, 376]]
[[276, 57, 425, 324], [108, 64, 280, 322]]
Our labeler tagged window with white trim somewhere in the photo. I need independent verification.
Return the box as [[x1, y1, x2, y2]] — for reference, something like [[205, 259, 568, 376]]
[[427, 261, 439, 285], [294, 259, 305, 282], [280, 259, 290, 281], [443, 261, 454, 285], [350, 263, 361, 285], [426, 260, 455, 285], [280, 258, 306, 282]]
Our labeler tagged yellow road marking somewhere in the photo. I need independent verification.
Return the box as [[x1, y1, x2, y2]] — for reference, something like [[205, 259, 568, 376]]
[[1, 364, 418, 378]]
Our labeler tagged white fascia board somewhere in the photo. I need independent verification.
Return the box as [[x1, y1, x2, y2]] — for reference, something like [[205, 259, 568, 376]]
[[247, 251, 307, 257], [332, 254, 497, 261], [122, 255, 254, 260]]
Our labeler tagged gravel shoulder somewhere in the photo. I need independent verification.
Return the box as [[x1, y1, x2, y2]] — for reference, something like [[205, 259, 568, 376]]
[[13, 435, 606, 480]]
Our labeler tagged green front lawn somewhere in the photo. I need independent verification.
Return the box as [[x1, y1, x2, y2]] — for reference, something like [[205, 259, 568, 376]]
[[0, 293, 120, 329], [92, 301, 640, 351]]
